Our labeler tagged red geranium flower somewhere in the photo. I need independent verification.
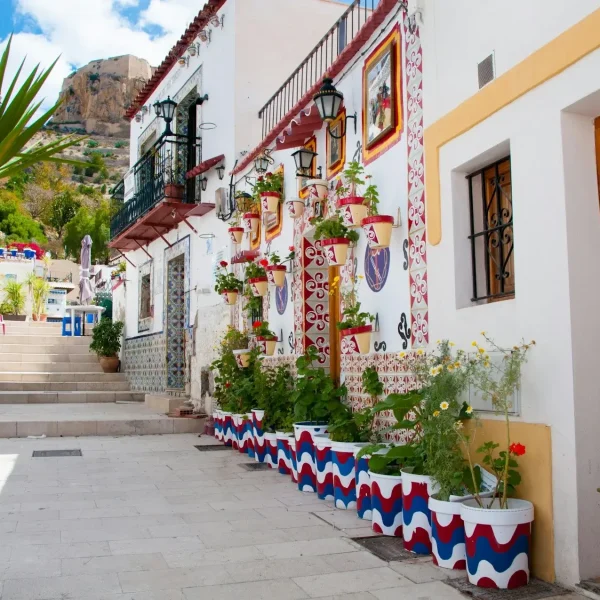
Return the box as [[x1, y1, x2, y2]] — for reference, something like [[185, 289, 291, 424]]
[[219, 260, 228, 268], [509, 442, 526, 457], [225, 382, 231, 388], [288, 246, 295, 252], [257, 176, 264, 182], [252, 321, 262, 328], [265, 171, 272, 177], [259, 258, 269, 267]]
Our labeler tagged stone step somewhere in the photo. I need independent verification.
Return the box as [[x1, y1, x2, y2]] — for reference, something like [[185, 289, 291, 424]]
[[0, 372, 127, 382], [0, 403, 204, 437], [0, 391, 143, 404], [0, 353, 98, 364], [0, 344, 94, 355], [0, 363, 103, 373], [1, 335, 91, 345], [0, 381, 131, 392]]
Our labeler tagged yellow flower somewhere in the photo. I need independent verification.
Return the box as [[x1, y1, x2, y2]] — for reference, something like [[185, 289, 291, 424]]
[[436, 339, 441, 344], [454, 361, 461, 368], [465, 406, 473, 414], [358, 275, 364, 280], [484, 361, 490, 368], [399, 351, 406, 359], [455, 421, 464, 430], [416, 349, 424, 356], [478, 348, 485, 354], [440, 401, 449, 410], [471, 341, 478, 347], [447, 364, 454, 372], [449, 342, 455, 347], [433, 410, 440, 417], [480, 331, 486, 336]]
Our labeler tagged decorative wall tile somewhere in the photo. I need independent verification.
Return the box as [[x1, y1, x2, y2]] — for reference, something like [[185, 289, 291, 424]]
[[122, 332, 166, 392]]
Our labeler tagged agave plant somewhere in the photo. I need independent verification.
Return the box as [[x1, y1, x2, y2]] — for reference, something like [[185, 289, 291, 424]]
[[0, 35, 86, 180]]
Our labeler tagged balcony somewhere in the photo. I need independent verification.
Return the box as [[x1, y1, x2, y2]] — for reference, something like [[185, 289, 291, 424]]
[[109, 134, 215, 251]]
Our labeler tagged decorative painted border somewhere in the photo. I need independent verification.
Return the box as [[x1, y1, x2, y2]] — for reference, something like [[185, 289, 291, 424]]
[[362, 24, 403, 166], [405, 21, 428, 348], [298, 136, 317, 197], [265, 163, 285, 242], [326, 109, 346, 179], [138, 259, 153, 333], [164, 235, 191, 328]]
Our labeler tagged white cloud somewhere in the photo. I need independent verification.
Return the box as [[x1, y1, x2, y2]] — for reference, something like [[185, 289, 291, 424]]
[[1, 0, 203, 111]]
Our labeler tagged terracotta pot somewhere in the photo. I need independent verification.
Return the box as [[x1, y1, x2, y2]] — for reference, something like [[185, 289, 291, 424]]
[[38, 314, 48, 322], [247, 276, 268, 297], [287, 199, 305, 219], [260, 191, 281, 213], [340, 324, 372, 355], [98, 356, 119, 373], [31, 314, 39, 322], [306, 179, 328, 200], [461, 499, 534, 589], [165, 183, 184, 199], [233, 349, 251, 368], [243, 212, 260, 234], [362, 215, 394, 248], [256, 336, 277, 356], [266, 265, 286, 287], [339, 196, 368, 228], [321, 237, 350, 266], [221, 290, 238, 305], [228, 227, 244, 244]]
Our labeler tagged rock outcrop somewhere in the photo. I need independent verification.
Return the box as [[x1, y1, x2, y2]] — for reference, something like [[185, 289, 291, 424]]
[[52, 55, 153, 137]]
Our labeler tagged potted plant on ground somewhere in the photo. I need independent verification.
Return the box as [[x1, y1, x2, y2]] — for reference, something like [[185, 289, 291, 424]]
[[89, 319, 124, 373], [290, 345, 347, 493], [265, 247, 295, 287], [336, 161, 369, 228], [1, 281, 26, 321], [245, 259, 269, 297], [334, 275, 374, 355], [459, 336, 535, 589], [251, 320, 278, 356], [312, 212, 359, 266], [32, 277, 51, 322], [254, 171, 284, 214], [214, 261, 243, 305]]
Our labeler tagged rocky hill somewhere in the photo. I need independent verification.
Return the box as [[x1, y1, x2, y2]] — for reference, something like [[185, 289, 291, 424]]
[[52, 55, 153, 138]]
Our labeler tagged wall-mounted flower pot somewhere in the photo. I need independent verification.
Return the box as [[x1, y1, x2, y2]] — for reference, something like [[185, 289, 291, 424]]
[[287, 199, 305, 219], [263, 432, 278, 468], [260, 191, 281, 213], [256, 335, 277, 356], [339, 197, 368, 229], [321, 237, 350, 266], [165, 183, 184, 199], [461, 499, 534, 589], [293, 422, 328, 493], [340, 324, 372, 355], [221, 411, 233, 447], [276, 432, 292, 475], [233, 349, 251, 368], [266, 265, 286, 287], [251, 409, 266, 463], [228, 227, 244, 244], [314, 435, 334, 501], [288, 435, 298, 483], [369, 471, 403, 536], [221, 290, 238, 305], [401, 468, 438, 555], [332, 442, 368, 510], [355, 449, 372, 520], [362, 215, 394, 249], [245, 412, 255, 459], [247, 276, 268, 297], [243, 212, 260, 234], [429, 495, 467, 570], [306, 179, 328, 200]]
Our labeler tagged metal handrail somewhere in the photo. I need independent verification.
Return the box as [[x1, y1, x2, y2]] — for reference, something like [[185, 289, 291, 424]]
[[258, 0, 377, 138]]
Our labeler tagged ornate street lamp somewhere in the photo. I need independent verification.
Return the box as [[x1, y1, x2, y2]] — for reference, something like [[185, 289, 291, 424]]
[[216, 165, 225, 180], [291, 148, 317, 177], [200, 176, 208, 192], [254, 151, 272, 175], [313, 77, 356, 140], [154, 96, 177, 135]]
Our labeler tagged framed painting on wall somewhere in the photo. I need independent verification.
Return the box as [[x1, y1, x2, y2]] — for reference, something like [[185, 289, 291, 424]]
[[326, 109, 346, 179], [298, 136, 317, 199], [362, 25, 402, 165]]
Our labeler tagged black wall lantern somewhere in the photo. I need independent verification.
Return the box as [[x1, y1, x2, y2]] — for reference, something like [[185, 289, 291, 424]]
[[216, 165, 225, 180], [153, 96, 177, 135], [313, 78, 356, 140], [200, 176, 208, 192], [254, 150, 272, 175], [291, 148, 317, 177]]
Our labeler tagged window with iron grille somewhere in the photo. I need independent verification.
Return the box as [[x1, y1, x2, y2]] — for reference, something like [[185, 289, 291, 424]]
[[467, 156, 515, 302]]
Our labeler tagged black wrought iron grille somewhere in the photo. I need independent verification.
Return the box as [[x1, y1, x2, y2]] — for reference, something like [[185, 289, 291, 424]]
[[467, 156, 515, 302], [110, 133, 202, 240], [258, 0, 378, 139]]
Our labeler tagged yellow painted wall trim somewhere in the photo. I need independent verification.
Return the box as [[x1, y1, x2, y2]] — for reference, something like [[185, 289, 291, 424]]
[[425, 8, 600, 245]]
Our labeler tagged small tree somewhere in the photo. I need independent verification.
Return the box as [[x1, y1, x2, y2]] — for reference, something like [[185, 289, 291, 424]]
[[1, 281, 25, 315]]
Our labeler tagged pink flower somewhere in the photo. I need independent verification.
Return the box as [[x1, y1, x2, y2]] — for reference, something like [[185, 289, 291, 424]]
[[288, 246, 295, 252]]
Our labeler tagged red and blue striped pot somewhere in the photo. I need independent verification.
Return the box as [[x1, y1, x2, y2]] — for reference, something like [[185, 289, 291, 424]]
[[251, 409, 267, 463], [293, 422, 328, 493], [331, 442, 368, 510], [276, 432, 292, 475], [314, 435, 333, 501], [369, 471, 403, 536], [401, 469, 438, 554]]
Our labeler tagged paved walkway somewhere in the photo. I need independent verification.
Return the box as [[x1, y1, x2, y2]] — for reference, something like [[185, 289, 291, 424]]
[[0, 434, 583, 600]]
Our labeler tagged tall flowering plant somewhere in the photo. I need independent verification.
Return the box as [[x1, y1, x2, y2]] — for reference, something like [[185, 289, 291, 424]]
[[214, 261, 243, 294]]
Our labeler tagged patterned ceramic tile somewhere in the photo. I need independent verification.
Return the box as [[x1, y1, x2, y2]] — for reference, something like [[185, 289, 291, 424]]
[[122, 332, 166, 392]]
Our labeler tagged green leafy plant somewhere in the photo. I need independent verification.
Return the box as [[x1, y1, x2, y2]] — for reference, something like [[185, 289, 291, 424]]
[[253, 171, 283, 196], [244, 259, 267, 280], [0, 36, 87, 179], [251, 320, 276, 338], [254, 363, 295, 432], [32, 277, 50, 317], [116, 262, 126, 274], [290, 345, 347, 423], [1, 280, 25, 315], [214, 261, 243, 294], [337, 161, 380, 216], [461, 336, 534, 508], [311, 213, 359, 243], [363, 366, 384, 402], [89, 319, 124, 357], [267, 246, 295, 265], [334, 275, 374, 330]]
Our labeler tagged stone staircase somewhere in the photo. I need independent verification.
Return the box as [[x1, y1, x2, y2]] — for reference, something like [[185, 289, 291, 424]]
[[0, 321, 203, 437]]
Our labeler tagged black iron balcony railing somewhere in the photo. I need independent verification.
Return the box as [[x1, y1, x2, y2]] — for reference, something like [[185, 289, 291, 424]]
[[110, 134, 202, 240], [258, 0, 378, 138]]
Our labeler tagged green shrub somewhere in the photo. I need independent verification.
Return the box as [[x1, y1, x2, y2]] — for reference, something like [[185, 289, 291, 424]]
[[90, 319, 124, 357]]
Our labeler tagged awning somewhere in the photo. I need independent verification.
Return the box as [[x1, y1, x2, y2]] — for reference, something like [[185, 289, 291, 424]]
[[186, 154, 225, 180], [274, 105, 323, 151]]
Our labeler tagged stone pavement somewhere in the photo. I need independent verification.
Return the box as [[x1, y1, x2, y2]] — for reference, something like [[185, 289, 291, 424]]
[[0, 434, 583, 600]]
